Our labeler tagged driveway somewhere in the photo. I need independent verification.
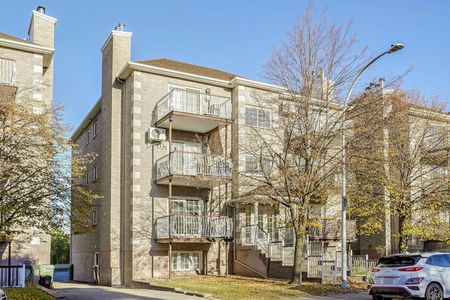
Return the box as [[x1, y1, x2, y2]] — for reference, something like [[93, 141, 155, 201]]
[[53, 282, 204, 300]]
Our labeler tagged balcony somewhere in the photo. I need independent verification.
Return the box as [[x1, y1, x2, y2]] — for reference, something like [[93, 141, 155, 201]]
[[155, 88, 231, 133], [308, 219, 356, 241], [155, 215, 233, 243], [155, 151, 231, 188]]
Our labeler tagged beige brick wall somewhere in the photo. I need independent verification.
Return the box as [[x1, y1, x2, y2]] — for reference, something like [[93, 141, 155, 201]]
[[0, 10, 55, 268]]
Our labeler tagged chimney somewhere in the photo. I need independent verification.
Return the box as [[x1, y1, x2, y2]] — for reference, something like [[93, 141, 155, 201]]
[[28, 6, 57, 48]]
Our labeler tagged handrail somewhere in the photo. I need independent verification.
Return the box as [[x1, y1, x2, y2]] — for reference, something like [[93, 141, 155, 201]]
[[155, 215, 233, 239], [156, 150, 232, 180], [156, 88, 232, 120]]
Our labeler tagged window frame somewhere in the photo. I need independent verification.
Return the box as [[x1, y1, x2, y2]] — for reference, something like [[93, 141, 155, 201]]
[[171, 251, 202, 271], [0, 58, 17, 85], [85, 171, 89, 185], [93, 121, 98, 138], [92, 209, 97, 226], [93, 166, 98, 181], [244, 106, 272, 129], [85, 130, 90, 146]]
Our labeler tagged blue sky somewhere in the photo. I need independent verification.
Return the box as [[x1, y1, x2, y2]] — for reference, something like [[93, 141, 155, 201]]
[[1, 1, 449, 129]]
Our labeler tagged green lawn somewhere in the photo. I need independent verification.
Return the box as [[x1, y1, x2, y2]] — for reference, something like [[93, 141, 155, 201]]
[[153, 276, 366, 300], [4, 288, 54, 300]]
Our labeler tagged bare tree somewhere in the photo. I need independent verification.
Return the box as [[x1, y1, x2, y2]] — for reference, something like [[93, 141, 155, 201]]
[[239, 4, 366, 284], [349, 89, 449, 253], [0, 87, 100, 240]]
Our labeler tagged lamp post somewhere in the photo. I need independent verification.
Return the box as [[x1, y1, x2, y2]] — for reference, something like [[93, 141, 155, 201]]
[[340, 43, 404, 289]]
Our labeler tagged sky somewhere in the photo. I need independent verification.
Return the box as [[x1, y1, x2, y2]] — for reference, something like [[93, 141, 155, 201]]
[[1, 0, 449, 129]]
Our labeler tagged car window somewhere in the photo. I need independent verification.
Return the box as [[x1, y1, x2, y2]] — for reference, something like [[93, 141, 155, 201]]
[[377, 255, 421, 268], [426, 255, 450, 267]]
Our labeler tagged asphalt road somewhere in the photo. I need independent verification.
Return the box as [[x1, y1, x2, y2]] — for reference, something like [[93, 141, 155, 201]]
[[53, 282, 204, 300]]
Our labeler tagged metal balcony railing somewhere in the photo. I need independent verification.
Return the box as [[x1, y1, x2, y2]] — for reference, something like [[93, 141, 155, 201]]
[[156, 151, 231, 180], [156, 88, 231, 120], [308, 219, 356, 240], [155, 215, 233, 239]]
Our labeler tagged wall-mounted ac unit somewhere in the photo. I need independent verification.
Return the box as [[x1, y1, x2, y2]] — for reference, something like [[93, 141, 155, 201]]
[[148, 127, 167, 142]]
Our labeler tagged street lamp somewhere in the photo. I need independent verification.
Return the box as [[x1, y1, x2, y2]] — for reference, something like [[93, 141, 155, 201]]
[[340, 43, 404, 289]]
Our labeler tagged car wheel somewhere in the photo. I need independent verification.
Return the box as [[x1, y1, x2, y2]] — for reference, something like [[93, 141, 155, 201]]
[[425, 283, 443, 300]]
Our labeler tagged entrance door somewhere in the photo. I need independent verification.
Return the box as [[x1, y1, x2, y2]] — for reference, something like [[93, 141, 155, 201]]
[[171, 141, 202, 175]]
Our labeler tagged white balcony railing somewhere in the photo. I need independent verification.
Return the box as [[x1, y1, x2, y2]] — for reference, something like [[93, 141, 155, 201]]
[[155, 215, 233, 239], [156, 88, 231, 120], [156, 151, 231, 180]]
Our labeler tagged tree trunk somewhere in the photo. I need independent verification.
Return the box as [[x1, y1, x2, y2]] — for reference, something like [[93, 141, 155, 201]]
[[398, 215, 408, 253], [291, 224, 305, 284]]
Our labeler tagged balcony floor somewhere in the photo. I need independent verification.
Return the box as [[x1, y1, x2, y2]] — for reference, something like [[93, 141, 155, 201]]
[[155, 237, 214, 244], [156, 111, 230, 133], [156, 174, 229, 188]]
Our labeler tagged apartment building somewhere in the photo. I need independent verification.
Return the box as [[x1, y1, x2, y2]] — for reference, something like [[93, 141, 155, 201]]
[[71, 23, 355, 285], [351, 80, 450, 257], [0, 6, 56, 266]]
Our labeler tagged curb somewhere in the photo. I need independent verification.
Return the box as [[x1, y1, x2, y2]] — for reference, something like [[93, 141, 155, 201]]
[[133, 280, 219, 300], [36, 285, 65, 300]]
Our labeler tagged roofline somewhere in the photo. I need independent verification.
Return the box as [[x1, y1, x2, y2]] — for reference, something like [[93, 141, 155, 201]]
[[0, 37, 54, 55], [118, 62, 232, 87], [117, 62, 290, 92], [70, 98, 102, 141]]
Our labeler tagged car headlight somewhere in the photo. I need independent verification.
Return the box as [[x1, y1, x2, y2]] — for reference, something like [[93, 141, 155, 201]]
[[405, 277, 424, 284]]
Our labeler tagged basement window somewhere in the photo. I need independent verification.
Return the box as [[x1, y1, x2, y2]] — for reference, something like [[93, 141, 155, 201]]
[[172, 252, 201, 271]]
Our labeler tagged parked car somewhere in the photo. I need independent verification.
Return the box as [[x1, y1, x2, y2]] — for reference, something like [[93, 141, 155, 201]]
[[0, 288, 6, 300], [368, 252, 450, 300]]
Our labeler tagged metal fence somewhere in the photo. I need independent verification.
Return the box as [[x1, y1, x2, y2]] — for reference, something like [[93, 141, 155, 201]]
[[0, 265, 25, 287], [155, 215, 232, 239]]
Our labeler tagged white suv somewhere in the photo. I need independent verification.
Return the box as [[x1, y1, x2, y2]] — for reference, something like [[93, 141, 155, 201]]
[[368, 252, 450, 300]]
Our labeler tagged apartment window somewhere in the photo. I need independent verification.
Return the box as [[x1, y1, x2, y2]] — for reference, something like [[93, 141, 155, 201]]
[[245, 155, 272, 173], [93, 166, 98, 181], [85, 172, 89, 185], [94, 252, 99, 266], [172, 252, 201, 271], [171, 199, 202, 215], [0, 58, 16, 85], [85, 130, 90, 146], [245, 106, 271, 128], [92, 209, 97, 226], [93, 121, 98, 138]]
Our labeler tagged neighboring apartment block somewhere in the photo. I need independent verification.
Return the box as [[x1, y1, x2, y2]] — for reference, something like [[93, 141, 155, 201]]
[[71, 24, 354, 285], [351, 80, 450, 257], [0, 6, 56, 266]]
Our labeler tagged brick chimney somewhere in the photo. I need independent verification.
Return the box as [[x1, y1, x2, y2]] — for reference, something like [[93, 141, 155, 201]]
[[28, 6, 57, 48]]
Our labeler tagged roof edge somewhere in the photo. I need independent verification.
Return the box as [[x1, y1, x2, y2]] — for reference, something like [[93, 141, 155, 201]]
[[70, 98, 102, 141]]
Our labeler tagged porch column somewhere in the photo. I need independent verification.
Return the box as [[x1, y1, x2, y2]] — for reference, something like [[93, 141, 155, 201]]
[[203, 249, 208, 275], [253, 202, 259, 244], [168, 242, 172, 279]]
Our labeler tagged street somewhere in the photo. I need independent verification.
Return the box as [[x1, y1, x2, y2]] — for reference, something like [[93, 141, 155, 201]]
[[53, 282, 204, 300]]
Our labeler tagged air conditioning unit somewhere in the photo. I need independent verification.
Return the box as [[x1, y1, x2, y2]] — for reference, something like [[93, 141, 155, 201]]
[[148, 127, 167, 142]]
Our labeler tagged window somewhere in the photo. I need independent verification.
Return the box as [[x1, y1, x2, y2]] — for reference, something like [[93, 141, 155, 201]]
[[93, 166, 98, 181], [426, 255, 450, 267], [93, 121, 98, 138], [85, 131, 90, 146], [377, 255, 421, 268], [94, 252, 99, 266], [85, 172, 89, 185], [171, 199, 203, 215], [92, 209, 97, 226], [172, 252, 201, 271], [245, 107, 271, 128], [245, 155, 272, 173], [0, 58, 16, 85]]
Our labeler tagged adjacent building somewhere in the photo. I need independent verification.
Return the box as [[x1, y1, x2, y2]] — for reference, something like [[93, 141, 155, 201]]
[[0, 6, 56, 266]]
